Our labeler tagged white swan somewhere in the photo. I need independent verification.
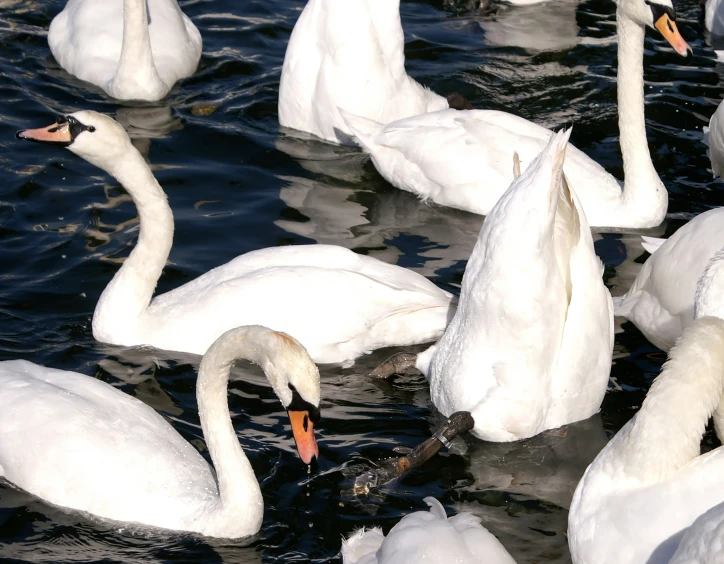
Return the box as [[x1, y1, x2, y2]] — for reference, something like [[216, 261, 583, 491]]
[[613, 207, 724, 351], [340, 0, 691, 229], [48, 0, 202, 101], [568, 248, 724, 563], [0, 325, 320, 538], [341, 497, 517, 564], [16, 111, 455, 365], [704, 99, 724, 178], [278, 0, 458, 145], [705, 0, 724, 36], [668, 502, 724, 563], [375, 129, 613, 441]]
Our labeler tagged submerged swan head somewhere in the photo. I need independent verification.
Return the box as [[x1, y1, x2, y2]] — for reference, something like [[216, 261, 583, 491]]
[[619, 0, 691, 56], [16, 110, 132, 172]]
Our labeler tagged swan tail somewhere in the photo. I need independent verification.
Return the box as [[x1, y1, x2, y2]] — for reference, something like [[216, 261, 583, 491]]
[[338, 108, 383, 152], [641, 236, 666, 255], [341, 527, 385, 563]]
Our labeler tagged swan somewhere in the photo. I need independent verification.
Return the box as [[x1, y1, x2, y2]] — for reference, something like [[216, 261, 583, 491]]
[[704, 99, 724, 178], [48, 0, 202, 101], [16, 111, 455, 365], [613, 207, 724, 351], [341, 497, 517, 564], [705, 0, 724, 36], [568, 247, 724, 563], [668, 502, 724, 563], [373, 129, 613, 441], [0, 325, 320, 538], [340, 0, 691, 229], [278, 0, 469, 145]]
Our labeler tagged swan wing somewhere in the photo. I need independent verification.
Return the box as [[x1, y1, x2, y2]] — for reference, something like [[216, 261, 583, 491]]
[[670, 501, 724, 563]]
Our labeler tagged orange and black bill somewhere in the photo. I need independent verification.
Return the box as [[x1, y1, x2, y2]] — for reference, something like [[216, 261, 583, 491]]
[[288, 409, 319, 464], [650, 2, 692, 57], [16, 115, 95, 147]]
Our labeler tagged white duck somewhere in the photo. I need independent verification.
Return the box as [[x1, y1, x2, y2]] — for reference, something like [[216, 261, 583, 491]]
[[0, 325, 320, 538], [48, 0, 202, 101], [16, 111, 455, 365], [278, 0, 463, 145], [613, 207, 724, 351], [340, 0, 691, 229], [568, 248, 724, 564], [341, 497, 517, 564], [374, 129, 613, 441]]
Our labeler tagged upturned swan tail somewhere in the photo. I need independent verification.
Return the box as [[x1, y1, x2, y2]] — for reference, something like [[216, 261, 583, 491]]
[[338, 108, 384, 151], [341, 527, 385, 563]]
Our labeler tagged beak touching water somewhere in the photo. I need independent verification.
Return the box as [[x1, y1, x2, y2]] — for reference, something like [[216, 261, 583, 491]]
[[288, 409, 319, 464], [654, 13, 692, 57], [16, 117, 73, 146]]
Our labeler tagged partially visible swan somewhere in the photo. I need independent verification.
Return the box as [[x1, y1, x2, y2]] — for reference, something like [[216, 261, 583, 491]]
[[614, 207, 724, 351], [704, 99, 724, 178], [0, 325, 320, 538], [278, 0, 466, 145], [374, 129, 613, 441], [48, 0, 202, 101], [668, 502, 724, 563], [340, 0, 691, 229], [705, 0, 724, 36], [341, 497, 517, 564], [16, 111, 455, 365], [568, 249, 724, 563]]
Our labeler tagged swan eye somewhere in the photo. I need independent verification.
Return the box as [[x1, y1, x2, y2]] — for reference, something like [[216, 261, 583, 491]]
[[88, 126, 96, 133]]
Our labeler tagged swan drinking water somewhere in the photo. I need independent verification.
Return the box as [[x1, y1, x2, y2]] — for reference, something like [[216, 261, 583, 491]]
[[16, 111, 455, 364], [0, 326, 320, 538]]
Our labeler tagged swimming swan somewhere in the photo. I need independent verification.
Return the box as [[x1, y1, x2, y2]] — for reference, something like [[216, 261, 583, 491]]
[[341, 497, 517, 564], [278, 0, 467, 145], [374, 129, 613, 441], [569, 248, 724, 563], [16, 111, 455, 364], [340, 0, 691, 229], [0, 325, 320, 538], [48, 0, 202, 101]]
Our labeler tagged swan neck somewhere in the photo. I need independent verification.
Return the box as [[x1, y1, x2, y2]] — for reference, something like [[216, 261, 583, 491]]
[[616, 15, 663, 204], [197, 328, 272, 530], [92, 147, 173, 340], [619, 317, 724, 481]]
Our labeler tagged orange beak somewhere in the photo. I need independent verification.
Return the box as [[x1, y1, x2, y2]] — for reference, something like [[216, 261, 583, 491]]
[[288, 410, 319, 464], [16, 120, 73, 146], [654, 13, 692, 57]]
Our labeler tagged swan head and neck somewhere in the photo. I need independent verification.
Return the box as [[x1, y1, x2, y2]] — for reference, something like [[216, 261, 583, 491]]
[[614, 0, 690, 226]]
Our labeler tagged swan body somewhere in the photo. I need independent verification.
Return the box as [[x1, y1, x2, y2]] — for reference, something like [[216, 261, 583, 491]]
[[417, 129, 613, 442], [48, 0, 202, 101], [704, 99, 724, 178], [668, 502, 724, 563], [0, 326, 321, 538], [278, 0, 448, 144], [341, 0, 691, 229], [705, 0, 724, 36], [17, 111, 455, 365], [614, 207, 724, 351], [341, 497, 517, 564]]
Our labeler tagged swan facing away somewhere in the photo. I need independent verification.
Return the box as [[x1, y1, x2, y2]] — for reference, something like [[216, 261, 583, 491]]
[[341, 497, 517, 564], [569, 249, 724, 563], [340, 0, 691, 229], [0, 326, 320, 539], [16, 111, 455, 365], [278, 0, 468, 145], [374, 129, 613, 442], [614, 207, 724, 351], [48, 0, 202, 101]]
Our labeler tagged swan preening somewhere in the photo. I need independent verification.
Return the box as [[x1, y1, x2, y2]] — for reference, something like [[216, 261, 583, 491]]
[[48, 0, 202, 101], [341, 497, 517, 564], [16, 111, 455, 365], [278, 0, 467, 145], [374, 129, 613, 442], [569, 248, 724, 563], [0, 326, 320, 538], [340, 0, 691, 229]]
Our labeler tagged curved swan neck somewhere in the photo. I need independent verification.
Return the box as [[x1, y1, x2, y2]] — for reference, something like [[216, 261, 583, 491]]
[[618, 317, 724, 481], [616, 14, 666, 210], [366, 0, 405, 70], [110, 0, 166, 99], [197, 327, 281, 530], [91, 146, 173, 341]]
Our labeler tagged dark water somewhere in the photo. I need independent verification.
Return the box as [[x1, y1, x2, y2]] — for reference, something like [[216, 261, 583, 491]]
[[0, 0, 721, 561]]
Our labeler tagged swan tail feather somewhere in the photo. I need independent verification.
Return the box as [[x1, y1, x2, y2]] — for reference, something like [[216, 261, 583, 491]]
[[341, 527, 385, 563], [338, 108, 383, 152], [641, 236, 666, 255]]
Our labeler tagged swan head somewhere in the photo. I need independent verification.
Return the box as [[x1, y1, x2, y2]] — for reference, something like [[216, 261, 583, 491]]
[[16, 111, 134, 172], [619, 0, 691, 56]]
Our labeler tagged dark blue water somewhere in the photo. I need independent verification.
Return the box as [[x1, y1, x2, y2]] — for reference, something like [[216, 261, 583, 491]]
[[0, 0, 721, 561]]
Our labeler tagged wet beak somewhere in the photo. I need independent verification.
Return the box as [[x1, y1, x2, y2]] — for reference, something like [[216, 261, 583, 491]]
[[288, 409, 319, 464], [16, 121, 72, 146], [655, 14, 692, 57]]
